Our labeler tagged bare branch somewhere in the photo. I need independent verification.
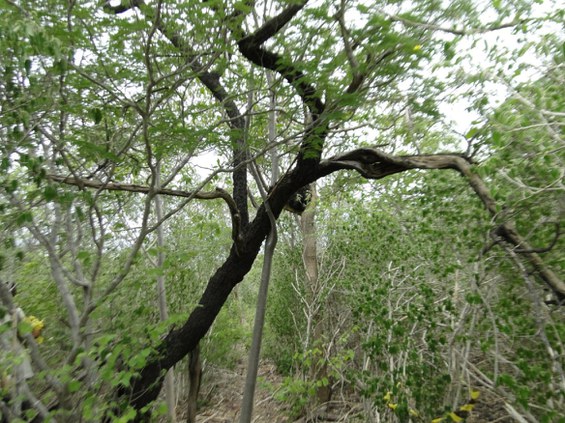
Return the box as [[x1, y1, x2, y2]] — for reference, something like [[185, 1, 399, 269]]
[[47, 174, 243, 250], [335, 0, 364, 94]]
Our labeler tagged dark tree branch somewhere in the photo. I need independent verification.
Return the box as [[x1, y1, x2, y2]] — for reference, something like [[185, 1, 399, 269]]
[[237, 3, 325, 120], [243, 0, 308, 45], [514, 222, 560, 254], [156, 29, 250, 228], [233, 1, 329, 173], [319, 148, 465, 178]]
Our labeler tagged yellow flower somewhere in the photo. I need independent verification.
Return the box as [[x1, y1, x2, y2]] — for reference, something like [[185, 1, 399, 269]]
[[413, 44, 422, 52], [24, 315, 44, 339], [448, 412, 464, 422], [460, 403, 475, 412], [383, 391, 392, 402], [387, 402, 398, 410]]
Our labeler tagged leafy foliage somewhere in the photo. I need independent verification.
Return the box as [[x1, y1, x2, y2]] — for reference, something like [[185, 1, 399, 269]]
[[0, 0, 563, 421]]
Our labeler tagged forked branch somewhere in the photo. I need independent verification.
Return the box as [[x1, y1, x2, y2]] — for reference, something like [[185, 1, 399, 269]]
[[237, 1, 325, 119], [47, 174, 243, 250]]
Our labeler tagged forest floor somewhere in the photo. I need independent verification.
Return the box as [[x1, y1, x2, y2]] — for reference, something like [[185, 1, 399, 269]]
[[172, 360, 512, 423], [174, 360, 363, 423], [186, 360, 287, 423]]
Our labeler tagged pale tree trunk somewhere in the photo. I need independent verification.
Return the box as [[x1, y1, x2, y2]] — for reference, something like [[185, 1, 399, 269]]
[[300, 185, 331, 404], [239, 70, 279, 423], [239, 199, 277, 423], [154, 162, 177, 422]]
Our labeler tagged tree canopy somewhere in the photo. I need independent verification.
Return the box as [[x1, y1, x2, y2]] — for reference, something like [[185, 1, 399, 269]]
[[0, 0, 563, 422]]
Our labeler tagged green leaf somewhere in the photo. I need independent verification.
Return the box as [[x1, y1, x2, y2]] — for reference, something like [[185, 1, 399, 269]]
[[67, 380, 81, 393], [89, 108, 103, 125], [465, 127, 479, 139], [18, 320, 33, 335], [233, 1, 252, 13], [114, 407, 136, 423], [443, 41, 455, 61], [491, 131, 502, 147], [17, 211, 33, 225], [43, 185, 58, 201]]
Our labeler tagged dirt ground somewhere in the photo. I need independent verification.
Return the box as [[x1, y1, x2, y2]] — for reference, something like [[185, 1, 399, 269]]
[[174, 360, 365, 423], [172, 361, 513, 423], [175, 360, 287, 423]]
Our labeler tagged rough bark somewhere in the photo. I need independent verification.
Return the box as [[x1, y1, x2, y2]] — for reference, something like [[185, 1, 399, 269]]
[[122, 168, 314, 413], [117, 151, 448, 412], [186, 344, 202, 423]]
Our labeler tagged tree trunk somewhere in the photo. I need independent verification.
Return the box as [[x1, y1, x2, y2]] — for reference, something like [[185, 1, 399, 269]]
[[301, 185, 332, 404], [186, 344, 202, 423], [154, 162, 177, 422], [240, 71, 280, 423]]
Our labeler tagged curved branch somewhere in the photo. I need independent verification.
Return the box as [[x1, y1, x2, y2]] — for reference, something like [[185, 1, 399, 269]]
[[320, 148, 565, 297], [237, 2, 325, 119], [47, 174, 242, 251], [244, 1, 308, 45], [319, 148, 465, 179], [514, 222, 560, 254]]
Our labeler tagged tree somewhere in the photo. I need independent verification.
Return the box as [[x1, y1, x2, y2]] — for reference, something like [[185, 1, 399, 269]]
[[0, 0, 563, 421]]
